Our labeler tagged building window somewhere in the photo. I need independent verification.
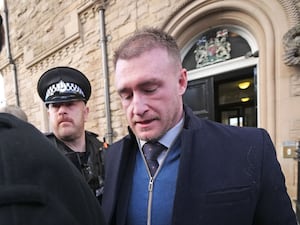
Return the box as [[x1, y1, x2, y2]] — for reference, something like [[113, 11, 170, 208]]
[[183, 27, 251, 70]]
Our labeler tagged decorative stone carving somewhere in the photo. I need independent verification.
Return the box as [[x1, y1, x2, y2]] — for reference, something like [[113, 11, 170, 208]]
[[291, 73, 300, 96], [283, 24, 300, 66]]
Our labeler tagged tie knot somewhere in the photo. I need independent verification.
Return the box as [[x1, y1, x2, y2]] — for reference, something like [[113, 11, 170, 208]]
[[142, 141, 166, 160]]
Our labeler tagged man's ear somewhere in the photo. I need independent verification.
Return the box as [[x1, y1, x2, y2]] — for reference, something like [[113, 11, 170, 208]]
[[178, 68, 188, 95], [84, 105, 89, 122]]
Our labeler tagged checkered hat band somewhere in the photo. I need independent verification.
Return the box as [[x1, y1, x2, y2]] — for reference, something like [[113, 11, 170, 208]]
[[45, 80, 85, 100]]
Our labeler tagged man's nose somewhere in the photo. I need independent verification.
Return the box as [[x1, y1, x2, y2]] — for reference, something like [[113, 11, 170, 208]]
[[132, 94, 148, 116], [57, 104, 68, 114]]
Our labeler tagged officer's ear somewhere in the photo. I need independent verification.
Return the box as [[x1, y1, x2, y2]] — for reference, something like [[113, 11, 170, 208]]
[[84, 105, 89, 122]]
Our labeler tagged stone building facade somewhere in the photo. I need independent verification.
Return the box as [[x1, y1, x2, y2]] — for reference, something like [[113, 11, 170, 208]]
[[0, 0, 300, 209]]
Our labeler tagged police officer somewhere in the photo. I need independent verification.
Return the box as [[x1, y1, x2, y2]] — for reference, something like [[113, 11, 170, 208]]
[[37, 66, 105, 201]]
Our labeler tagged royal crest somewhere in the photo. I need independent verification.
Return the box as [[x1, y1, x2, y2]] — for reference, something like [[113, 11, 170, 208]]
[[194, 29, 231, 68]]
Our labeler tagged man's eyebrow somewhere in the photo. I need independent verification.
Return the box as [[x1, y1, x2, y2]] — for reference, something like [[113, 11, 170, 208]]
[[117, 78, 160, 93], [117, 87, 131, 95], [138, 79, 160, 89]]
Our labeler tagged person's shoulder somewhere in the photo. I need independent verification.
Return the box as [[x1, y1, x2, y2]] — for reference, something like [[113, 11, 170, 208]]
[[44, 132, 58, 141], [185, 110, 265, 140], [184, 105, 262, 133], [201, 118, 262, 134], [108, 134, 132, 151], [44, 132, 55, 137], [43, 132, 61, 148], [85, 130, 99, 138], [85, 130, 104, 147], [0, 113, 43, 137]]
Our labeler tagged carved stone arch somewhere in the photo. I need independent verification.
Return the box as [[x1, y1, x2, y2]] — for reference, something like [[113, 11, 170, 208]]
[[161, 0, 290, 138]]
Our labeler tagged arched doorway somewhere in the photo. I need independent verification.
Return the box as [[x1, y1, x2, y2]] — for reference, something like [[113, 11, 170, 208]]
[[161, 0, 283, 136]]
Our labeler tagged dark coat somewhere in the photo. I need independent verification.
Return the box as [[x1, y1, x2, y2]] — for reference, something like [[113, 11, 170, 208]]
[[102, 106, 297, 225], [0, 113, 107, 225]]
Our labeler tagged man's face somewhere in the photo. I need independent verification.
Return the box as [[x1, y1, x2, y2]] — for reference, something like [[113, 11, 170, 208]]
[[48, 100, 89, 141], [115, 48, 187, 141]]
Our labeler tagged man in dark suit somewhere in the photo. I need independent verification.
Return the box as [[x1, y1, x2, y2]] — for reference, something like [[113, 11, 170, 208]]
[[101, 28, 297, 225]]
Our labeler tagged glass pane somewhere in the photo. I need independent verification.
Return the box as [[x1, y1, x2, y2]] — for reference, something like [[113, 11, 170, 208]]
[[218, 78, 254, 105], [229, 117, 243, 127]]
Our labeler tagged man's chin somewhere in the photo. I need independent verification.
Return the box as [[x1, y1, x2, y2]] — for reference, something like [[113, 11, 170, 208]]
[[135, 131, 161, 142], [57, 131, 75, 142]]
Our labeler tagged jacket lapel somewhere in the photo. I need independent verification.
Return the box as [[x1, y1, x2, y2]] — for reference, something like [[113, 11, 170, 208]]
[[172, 108, 207, 224], [102, 130, 138, 225]]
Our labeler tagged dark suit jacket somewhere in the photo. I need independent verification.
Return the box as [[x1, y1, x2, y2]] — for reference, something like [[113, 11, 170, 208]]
[[102, 106, 297, 225]]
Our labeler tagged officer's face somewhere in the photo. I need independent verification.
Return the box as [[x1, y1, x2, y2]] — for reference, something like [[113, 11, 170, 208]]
[[48, 100, 89, 142]]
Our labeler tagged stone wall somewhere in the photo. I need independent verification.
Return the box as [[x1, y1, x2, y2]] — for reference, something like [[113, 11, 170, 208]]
[[0, 0, 190, 142]]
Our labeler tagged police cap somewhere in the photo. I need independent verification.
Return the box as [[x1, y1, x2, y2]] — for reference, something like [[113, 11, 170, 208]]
[[37, 66, 91, 105]]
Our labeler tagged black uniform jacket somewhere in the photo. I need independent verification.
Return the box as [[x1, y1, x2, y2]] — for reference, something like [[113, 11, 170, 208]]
[[46, 131, 105, 199], [102, 106, 297, 225]]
